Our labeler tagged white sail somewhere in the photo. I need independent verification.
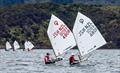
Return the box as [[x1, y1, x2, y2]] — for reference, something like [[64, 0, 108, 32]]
[[24, 41, 34, 51], [13, 40, 20, 50], [27, 41, 34, 50], [47, 14, 76, 57], [24, 41, 28, 50], [73, 12, 107, 57], [6, 41, 12, 50]]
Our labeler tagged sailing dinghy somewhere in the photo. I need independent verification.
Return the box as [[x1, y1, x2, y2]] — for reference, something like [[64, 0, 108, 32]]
[[13, 40, 20, 51], [5, 41, 12, 51], [24, 41, 34, 51], [47, 14, 76, 61], [27, 41, 34, 51], [73, 12, 107, 61]]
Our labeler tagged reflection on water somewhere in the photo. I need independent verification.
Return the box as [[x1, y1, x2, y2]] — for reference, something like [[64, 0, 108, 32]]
[[0, 49, 120, 73]]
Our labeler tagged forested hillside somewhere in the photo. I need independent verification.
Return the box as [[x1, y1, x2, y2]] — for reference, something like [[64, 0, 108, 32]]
[[0, 3, 120, 49]]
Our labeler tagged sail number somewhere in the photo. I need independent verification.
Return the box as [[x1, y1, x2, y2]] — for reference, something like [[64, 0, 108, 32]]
[[79, 22, 97, 37], [86, 22, 97, 37], [53, 24, 70, 39]]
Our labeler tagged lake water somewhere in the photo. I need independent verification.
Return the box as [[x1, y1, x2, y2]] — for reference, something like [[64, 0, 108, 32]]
[[0, 49, 120, 73]]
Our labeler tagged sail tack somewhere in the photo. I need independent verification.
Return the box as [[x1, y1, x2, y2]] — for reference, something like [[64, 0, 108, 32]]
[[73, 12, 107, 57], [47, 14, 76, 57]]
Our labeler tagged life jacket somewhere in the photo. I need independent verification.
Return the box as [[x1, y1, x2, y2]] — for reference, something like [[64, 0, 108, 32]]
[[69, 56, 75, 64], [44, 56, 50, 64]]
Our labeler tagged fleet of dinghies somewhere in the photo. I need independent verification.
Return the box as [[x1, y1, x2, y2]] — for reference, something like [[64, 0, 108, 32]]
[[5, 40, 34, 51], [47, 12, 107, 62], [4, 12, 107, 63]]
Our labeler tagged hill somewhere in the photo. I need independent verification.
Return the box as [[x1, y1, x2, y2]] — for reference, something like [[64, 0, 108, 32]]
[[0, 3, 120, 49]]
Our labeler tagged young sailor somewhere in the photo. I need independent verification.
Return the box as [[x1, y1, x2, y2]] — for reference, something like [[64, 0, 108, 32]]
[[44, 53, 56, 64], [69, 53, 79, 65]]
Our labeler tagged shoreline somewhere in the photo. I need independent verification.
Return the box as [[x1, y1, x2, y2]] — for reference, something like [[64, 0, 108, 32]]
[[0, 48, 119, 50]]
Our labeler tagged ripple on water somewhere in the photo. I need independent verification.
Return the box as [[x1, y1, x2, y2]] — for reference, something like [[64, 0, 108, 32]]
[[111, 71, 120, 73], [0, 49, 120, 73]]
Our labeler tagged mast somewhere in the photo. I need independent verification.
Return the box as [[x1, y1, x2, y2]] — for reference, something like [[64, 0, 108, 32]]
[[72, 33, 82, 61], [52, 48, 57, 59]]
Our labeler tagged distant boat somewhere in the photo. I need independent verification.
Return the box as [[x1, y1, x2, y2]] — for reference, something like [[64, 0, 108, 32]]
[[24, 41, 28, 51], [5, 41, 12, 51], [13, 40, 20, 51], [47, 14, 76, 59], [73, 12, 107, 61], [27, 41, 34, 51], [24, 41, 34, 51]]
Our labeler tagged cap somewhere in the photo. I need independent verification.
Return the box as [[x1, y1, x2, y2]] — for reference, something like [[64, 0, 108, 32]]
[[46, 53, 50, 55]]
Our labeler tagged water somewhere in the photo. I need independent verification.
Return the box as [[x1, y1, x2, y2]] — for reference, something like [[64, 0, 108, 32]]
[[0, 49, 120, 73]]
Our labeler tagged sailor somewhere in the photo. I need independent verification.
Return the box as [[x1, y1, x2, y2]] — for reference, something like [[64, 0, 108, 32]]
[[69, 53, 79, 65], [28, 48, 31, 51], [44, 53, 55, 64]]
